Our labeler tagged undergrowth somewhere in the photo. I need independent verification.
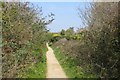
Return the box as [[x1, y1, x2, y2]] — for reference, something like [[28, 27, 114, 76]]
[[52, 46, 96, 79]]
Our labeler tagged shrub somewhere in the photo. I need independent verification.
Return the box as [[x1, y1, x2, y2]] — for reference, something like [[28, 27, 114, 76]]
[[2, 2, 54, 77]]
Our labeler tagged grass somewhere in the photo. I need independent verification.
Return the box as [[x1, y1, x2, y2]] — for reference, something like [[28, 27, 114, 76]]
[[52, 46, 96, 79], [18, 44, 47, 78]]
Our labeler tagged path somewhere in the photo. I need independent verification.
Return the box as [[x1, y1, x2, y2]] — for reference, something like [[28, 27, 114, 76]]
[[46, 43, 67, 78]]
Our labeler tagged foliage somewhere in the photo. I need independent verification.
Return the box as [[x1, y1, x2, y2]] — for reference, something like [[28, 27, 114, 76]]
[[49, 33, 61, 43], [59, 28, 82, 41], [78, 2, 119, 78], [60, 29, 65, 36], [64, 27, 74, 40], [1, 2, 54, 77], [52, 33, 61, 38], [53, 46, 96, 78], [53, 2, 119, 78], [18, 46, 47, 78]]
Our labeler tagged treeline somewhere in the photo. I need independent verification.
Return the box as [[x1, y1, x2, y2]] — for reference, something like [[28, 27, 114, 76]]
[[53, 2, 120, 78], [1, 2, 54, 77], [49, 27, 81, 44], [60, 27, 81, 40]]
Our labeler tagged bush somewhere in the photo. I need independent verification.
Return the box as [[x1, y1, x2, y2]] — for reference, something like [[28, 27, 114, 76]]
[[53, 2, 119, 78], [2, 2, 54, 77]]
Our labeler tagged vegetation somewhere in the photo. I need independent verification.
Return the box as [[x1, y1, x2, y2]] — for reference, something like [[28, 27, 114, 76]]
[[1, 1, 119, 79], [77, 2, 119, 78], [18, 45, 47, 78], [52, 2, 120, 78], [1, 2, 54, 78], [53, 46, 96, 78]]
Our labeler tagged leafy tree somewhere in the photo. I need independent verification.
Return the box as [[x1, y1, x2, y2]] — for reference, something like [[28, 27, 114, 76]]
[[78, 2, 119, 78], [60, 29, 65, 36], [1, 2, 54, 77], [55, 2, 119, 78], [65, 27, 74, 40]]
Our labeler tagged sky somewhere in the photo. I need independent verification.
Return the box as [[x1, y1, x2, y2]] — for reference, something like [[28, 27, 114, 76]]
[[32, 2, 90, 32]]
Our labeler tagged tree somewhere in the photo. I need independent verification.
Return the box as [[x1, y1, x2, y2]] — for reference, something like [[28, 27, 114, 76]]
[[65, 27, 74, 40], [2, 2, 54, 77], [60, 29, 65, 36], [78, 2, 119, 78]]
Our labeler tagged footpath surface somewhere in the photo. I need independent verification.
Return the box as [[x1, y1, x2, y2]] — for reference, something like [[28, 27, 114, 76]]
[[46, 43, 67, 78]]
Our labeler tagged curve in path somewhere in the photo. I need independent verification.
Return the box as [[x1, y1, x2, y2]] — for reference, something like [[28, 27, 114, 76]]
[[46, 43, 67, 78]]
